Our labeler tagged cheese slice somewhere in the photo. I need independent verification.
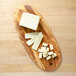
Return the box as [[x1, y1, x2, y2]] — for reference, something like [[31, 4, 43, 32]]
[[32, 32, 43, 50], [25, 32, 39, 39], [19, 12, 40, 30]]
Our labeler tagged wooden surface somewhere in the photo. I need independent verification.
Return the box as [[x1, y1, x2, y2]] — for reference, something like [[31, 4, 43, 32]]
[[14, 5, 61, 71], [0, 0, 76, 75]]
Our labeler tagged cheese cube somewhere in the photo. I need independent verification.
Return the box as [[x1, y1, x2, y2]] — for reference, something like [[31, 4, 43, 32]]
[[48, 51, 53, 55], [43, 53, 48, 58], [43, 50, 47, 54], [39, 53, 43, 59], [19, 12, 40, 30], [46, 47, 49, 52], [49, 44, 54, 50], [46, 56, 51, 60], [38, 49, 43, 52], [42, 43, 48, 47], [41, 47, 46, 50], [52, 53, 57, 58]]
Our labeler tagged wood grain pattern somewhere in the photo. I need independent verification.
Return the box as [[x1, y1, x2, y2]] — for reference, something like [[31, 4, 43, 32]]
[[0, 0, 76, 75], [14, 5, 61, 71]]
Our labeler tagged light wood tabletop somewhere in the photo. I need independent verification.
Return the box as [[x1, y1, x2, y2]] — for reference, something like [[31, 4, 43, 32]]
[[0, 0, 76, 76]]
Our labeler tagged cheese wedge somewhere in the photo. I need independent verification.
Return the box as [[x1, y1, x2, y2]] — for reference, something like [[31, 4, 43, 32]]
[[32, 32, 43, 50]]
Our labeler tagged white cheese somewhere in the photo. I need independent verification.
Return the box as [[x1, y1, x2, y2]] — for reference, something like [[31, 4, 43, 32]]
[[46, 47, 49, 52], [39, 53, 43, 59], [32, 32, 43, 50], [49, 44, 54, 50], [41, 47, 47, 54], [38, 49, 43, 52], [19, 12, 40, 30], [43, 50, 47, 54], [43, 53, 48, 58], [26, 38, 35, 46], [52, 53, 57, 58], [41, 47, 46, 50], [42, 43, 48, 47], [25, 32, 39, 39], [46, 56, 51, 60], [48, 51, 53, 55]]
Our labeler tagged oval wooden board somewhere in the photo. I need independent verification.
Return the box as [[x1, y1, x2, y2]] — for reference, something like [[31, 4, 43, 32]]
[[14, 5, 62, 71]]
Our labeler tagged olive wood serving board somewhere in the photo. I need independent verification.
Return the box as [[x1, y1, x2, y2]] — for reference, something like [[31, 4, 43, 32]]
[[14, 5, 62, 71]]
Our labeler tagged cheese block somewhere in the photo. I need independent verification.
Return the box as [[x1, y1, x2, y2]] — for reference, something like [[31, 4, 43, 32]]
[[19, 12, 40, 30]]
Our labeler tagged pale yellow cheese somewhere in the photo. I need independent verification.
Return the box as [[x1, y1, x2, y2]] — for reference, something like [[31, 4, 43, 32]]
[[19, 12, 40, 30]]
